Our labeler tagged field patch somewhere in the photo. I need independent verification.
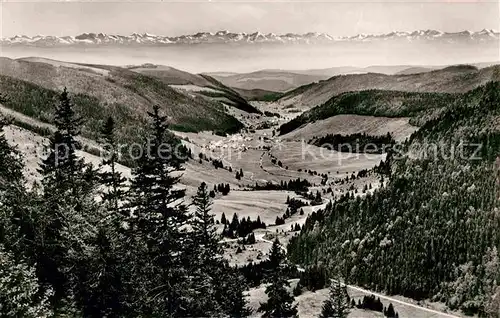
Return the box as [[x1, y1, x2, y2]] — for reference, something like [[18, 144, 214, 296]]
[[270, 141, 385, 176], [282, 114, 417, 142]]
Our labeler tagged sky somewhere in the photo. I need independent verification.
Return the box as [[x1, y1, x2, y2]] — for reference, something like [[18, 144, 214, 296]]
[[1, 0, 499, 38]]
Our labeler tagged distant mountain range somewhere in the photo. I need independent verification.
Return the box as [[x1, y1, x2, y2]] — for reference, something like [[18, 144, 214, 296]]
[[2, 29, 498, 46]]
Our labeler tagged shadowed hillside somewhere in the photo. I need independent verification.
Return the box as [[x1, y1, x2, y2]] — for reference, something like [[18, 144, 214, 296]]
[[129, 64, 261, 113], [209, 70, 330, 92], [0, 57, 244, 141], [232, 88, 283, 102], [277, 64, 500, 110], [279, 90, 455, 135]]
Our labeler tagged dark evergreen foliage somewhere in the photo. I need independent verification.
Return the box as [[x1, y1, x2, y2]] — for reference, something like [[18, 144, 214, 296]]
[[259, 239, 298, 318], [0, 89, 253, 317], [216, 183, 231, 195], [223, 213, 266, 238], [3, 81, 500, 317], [386, 303, 397, 318], [252, 178, 311, 192], [126, 105, 192, 315], [288, 82, 500, 315], [188, 182, 250, 316], [319, 279, 350, 318], [98, 117, 128, 226], [36, 88, 101, 302], [190, 182, 220, 264], [279, 89, 455, 135], [0, 112, 27, 255], [297, 265, 329, 291], [357, 294, 383, 312]]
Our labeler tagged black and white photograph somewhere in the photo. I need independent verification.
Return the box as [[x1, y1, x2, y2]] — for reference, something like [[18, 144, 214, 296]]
[[0, 0, 499, 317]]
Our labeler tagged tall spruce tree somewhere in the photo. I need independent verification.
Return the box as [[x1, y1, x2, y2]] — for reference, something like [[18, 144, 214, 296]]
[[187, 181, 222, 315], [386, 303, 396, 318], [73, 227, 125, 317], [319, 279, 350, 318], [0, 94, 14, 180], [191, 182, 219, 259], [39, 88, 86, 192], [268, 237, 285, 270], [259, 238, 297, 318], [128, 105, 189, 316], [80, 116, 130, 316], [0, 101, 57, 316], [189, 182, 251, 316], [36, 88, 99, 303], [0, 114, 27, 252], [215, 267, 251, 318], [99, 117, 127, 226], [0, 112, 43, 289], [0, 115, 23, 190]]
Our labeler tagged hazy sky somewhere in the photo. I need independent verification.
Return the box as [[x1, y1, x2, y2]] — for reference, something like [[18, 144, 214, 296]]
[[1, 0, 499, 38]]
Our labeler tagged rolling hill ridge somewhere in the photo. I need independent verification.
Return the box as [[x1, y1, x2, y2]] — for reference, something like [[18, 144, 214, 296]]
[[277, 64, 500, 110], [128, 64, 261, 113], [278, 90, 456, 135], [0, 57, 245, 143]]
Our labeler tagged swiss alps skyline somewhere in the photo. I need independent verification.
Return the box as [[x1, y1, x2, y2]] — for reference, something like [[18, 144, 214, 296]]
[[2, 28, 498, 47]]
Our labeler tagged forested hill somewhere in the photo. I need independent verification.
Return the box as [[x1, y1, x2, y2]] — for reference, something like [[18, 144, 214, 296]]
[[276, 64, 500, 111], [128, 65, 262, 114], [0, 57, 244, 141], [287, 82, 500, 316], [279, 90, 455, 135]]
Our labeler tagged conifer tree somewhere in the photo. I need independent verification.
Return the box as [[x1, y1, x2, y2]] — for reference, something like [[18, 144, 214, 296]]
[[0, 115, 23, 189], [215, 268, 251, 317], [80, 117, 131, 316], [39, 88, 87, 191], [190, 182, 251, 315], [231, 213, 240, 230], [73, 228, 125, 317], [0, 244, 54, 317], [191, 182, 219, 256], [259, 238, 297, 317], [127, 105, 189, 316], [0, 115, 27, 253], [36, 88, 99, 300], [386, 303, 396, 318], [186, 182, 220, 315], [99, 117, 127, 225], [246, 232, 256, 244], [319, 279, 350, 318]]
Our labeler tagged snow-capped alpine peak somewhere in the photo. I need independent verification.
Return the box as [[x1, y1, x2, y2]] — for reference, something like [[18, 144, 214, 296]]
[[1, 29, 497, 46]]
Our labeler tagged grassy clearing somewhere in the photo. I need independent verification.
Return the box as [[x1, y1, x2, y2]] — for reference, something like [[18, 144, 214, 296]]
[[282, 114, 417, 142], [269, 141, 385, 176], [212, 190, 293, 225]]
